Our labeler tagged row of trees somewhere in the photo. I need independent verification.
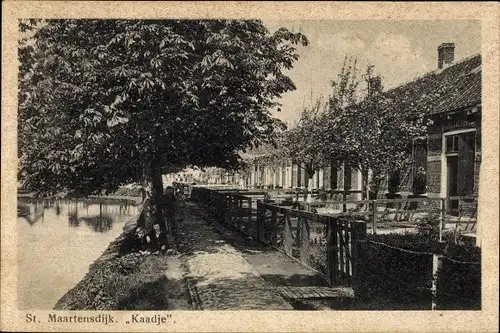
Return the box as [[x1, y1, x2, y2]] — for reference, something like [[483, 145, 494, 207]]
[[18, 19, 309, 232], [261, 57, 429, 202]]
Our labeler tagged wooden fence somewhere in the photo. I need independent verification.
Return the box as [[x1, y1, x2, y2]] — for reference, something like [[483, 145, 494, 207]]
[[300, 196, 476, 235], [191, 187, 367, 287]]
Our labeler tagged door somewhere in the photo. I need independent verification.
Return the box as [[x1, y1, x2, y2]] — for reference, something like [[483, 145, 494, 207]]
[[447, 156, 459, 215]]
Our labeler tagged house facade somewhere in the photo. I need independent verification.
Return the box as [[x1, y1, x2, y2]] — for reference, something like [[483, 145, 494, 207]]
[[398, 44, 481, 214], [242, 153, 363, 200], [241, 43, 481, 210]]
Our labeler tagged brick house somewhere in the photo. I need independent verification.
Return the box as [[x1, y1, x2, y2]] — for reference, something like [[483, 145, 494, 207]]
[[241, 43, 481, 210], [386, 44, 481, 213]]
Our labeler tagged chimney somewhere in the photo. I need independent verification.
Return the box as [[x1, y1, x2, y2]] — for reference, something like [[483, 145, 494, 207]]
[[438, 43, 455, 69]]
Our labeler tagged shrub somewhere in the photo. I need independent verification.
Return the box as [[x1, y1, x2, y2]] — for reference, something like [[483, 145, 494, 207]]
[[387, 171, 401, 194], [435, 241, 481, 310], [412, 169, 427, 195], [308, 244, 327, 275], [354, 233, 434, 308], [353, 231, 481, 310]]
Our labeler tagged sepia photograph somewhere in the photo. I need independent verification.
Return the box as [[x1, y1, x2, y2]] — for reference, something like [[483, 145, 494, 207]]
[[2, 2, 499, 332]]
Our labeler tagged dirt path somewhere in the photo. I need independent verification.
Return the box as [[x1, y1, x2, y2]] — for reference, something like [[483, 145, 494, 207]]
[[199, 207, 336, 310], [176, 203, 293, 310]]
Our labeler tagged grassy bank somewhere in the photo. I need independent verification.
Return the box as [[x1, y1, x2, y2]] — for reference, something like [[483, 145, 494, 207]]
[[54, 204, 191, 310], [55, 252, 190, 310]]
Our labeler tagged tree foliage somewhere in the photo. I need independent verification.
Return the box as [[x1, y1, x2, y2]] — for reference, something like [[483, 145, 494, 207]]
[[259, 55, 427, 199], [18, 19, 308, 199], [281, 98, 331, 178]]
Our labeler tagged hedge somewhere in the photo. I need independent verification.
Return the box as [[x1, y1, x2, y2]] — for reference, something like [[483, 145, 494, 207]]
[[353, 232, 481, 310], [435, 241, 481, 310]]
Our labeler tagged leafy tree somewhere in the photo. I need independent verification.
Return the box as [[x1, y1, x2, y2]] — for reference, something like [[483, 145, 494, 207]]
[[18, 19, 308, 232], [326, 60, 427, 199], [321, 57, 362, 199], [281, 98, 331, 202]]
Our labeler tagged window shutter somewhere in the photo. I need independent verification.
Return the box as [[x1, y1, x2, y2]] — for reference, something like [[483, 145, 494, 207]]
[[291, 164, 297, 188], [457, 133, 475, 196], [413, 139, 428, 181], [428, 134, 442, 153], [344, 165, 352, 191], [330, 163, 338, 190], [323, 166, 331, 190]]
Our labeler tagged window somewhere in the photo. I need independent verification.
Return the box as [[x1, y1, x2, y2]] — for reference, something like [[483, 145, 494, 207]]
[[330, 165, 338, 190], [446, 134, 459, 154], [344, 165, 352, 191], [457, 132, 475, 196], [446, 131, 476, 196]]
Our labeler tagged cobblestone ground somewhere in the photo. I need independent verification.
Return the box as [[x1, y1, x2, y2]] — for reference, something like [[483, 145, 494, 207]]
[[176, 203, 293, 310]]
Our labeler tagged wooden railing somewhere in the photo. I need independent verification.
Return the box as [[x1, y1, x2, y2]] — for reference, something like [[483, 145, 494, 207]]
[[191, 187, 367, 287], [302, 196, 477, 234], [191, 187, 478, 284]]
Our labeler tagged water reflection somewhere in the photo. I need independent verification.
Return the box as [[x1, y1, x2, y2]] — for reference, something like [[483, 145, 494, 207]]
[[82, 215, 114, 233], [67, 205, 114, 233], [19, 199, 138, 232], [17, 198, 140, 310]]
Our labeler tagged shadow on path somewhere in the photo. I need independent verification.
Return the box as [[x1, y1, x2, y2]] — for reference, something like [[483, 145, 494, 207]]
[[179, 202, 343, 310], [176, 203, 293, 310]]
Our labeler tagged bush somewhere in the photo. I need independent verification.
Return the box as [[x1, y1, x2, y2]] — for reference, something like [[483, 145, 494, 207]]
[[354, 233, 434, 308], [436, 241, 481, 310], [412, 169, 427, 195], [308, 244, 327, 275], [387, 171, 401, 194], [353, 231, 481, 310]]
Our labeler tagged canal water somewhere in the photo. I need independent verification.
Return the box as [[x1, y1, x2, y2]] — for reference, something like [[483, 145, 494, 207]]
[[16, 198, 140, 310]]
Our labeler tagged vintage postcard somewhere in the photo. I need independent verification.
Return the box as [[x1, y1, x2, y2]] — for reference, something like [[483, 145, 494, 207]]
[[2, 1, 499, 332]]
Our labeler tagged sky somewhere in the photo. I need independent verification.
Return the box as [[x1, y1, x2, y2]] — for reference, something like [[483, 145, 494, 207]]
[[263, 20, 481, 126]]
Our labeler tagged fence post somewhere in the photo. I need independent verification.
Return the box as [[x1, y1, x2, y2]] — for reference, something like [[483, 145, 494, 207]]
[[351, 221, 367, 285], [224, 194, 230, 224], [247, 198, 252, 238], [371, 199, 377, 235], [256, 200, 262, 242], [440, 198, 446, 240], [238, 197, 243, 232], [327, 217, 338, 286], [283, 211, 291, 255], [229, 195, 235, 226], [300, 216, 311, 264], [271, 208, 278, 247], [220, 193, 225, 223], [431, 254, 443, 310]]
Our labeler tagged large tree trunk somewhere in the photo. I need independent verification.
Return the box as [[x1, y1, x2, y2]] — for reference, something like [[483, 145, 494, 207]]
[[150, 160, 167, 234]]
